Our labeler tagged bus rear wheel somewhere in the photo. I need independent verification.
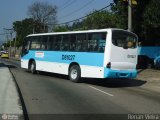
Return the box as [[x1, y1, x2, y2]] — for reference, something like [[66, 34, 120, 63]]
[[69, 65, 81, 83], [29, 61, 37, 74]]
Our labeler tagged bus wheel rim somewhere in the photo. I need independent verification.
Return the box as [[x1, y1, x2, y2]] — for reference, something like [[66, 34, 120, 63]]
[[71, 69, 77, 79], [31, 63, 34, 71]]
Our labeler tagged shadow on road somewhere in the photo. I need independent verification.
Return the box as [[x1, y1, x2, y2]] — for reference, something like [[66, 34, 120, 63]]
[[37, 71, 147, 88], [37, 71, 68, 79], [82, 78, 147, 88]]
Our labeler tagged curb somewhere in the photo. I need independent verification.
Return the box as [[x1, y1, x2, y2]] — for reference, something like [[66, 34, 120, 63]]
[[0, 63, 24, 119]]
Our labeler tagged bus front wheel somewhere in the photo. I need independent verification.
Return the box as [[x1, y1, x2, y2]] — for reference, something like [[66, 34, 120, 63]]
[[29, 61, 37, 74], [69, 65, 81, 83]]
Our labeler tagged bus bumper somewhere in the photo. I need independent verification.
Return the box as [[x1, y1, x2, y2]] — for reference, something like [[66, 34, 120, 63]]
[[104, 68, 137, 79]]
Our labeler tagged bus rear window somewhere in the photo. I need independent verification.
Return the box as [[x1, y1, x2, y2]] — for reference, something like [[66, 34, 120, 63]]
[[112, 30, 137, 49]]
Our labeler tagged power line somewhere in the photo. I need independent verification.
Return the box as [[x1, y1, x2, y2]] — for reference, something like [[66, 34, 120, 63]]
[[59, 0, 77, 11], [52, 3, 113, 26], [58, 0, 71, 8], [59, 0, 95, 19]]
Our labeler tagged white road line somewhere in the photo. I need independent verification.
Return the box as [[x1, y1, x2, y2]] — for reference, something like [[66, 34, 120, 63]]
[[88, 85, 114, 97]]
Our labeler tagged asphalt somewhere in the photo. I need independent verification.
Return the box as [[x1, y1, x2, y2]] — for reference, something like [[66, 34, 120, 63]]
[[10, 63, 160, 120], [1, 58, 160, 120], [0, 62, 23, 119]]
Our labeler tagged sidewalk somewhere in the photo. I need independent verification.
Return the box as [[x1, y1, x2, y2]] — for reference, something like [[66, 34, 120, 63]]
[[0, 62, 23, 119], [136, 68, 160, 93], [137, 69, 160, 82]]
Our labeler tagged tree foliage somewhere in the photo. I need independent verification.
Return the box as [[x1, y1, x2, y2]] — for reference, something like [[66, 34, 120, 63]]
[[111, 0, 160, 43], [142, 0, 160, 42], [10, 0, 159, 47], [83, 11, 118, 29], [13, 18, 34, 46], [111, 1, 128, 29], [54, 25, 69, 32], [53, 10, 121, 32]]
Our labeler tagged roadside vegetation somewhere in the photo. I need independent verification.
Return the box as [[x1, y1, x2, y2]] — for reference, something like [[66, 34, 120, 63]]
[[2, 0, 160, 48]]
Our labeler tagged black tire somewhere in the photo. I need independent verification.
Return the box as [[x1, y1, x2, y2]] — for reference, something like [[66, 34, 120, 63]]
[[69, 65, 81, 83], [29, 61, 37, 74]]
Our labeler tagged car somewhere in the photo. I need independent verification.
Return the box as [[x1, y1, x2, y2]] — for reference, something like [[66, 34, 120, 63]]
[[154, 56, 160, 69], [1, 51, 9, 58], [0, 51, 5, 56]]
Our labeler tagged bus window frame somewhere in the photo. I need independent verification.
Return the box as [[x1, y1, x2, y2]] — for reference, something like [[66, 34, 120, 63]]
[[25, 32, 107, 53], [112, 30, 137, 49]]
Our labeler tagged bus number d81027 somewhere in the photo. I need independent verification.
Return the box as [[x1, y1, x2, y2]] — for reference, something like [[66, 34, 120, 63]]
[[62, 55, 75, 61]]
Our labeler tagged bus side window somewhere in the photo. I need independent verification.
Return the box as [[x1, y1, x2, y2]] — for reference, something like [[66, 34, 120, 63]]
[[61, 35, 70, 51], [54, 44, 60, 50], [53, 35, 61, 51], [87, 32, 107, 52], [98, 33, 106, 52], [41, 36, 48, 50], [30, 36, 41, 50], [70, 34, 76, 51], [88, 33, 94, 52], [99, 47, 104, 52], [76, 34, 86, 52], [48, 35, 54, 50]]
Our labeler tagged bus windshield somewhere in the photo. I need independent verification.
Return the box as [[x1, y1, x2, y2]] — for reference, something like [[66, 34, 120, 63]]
[[112, 30, 137, 49]]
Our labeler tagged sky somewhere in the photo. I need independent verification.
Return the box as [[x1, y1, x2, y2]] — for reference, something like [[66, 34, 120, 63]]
[[0, 0, 113, 44]]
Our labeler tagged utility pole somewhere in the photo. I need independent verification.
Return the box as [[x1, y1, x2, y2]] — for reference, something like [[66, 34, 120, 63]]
[[3, 28, 14, 57], [128, 0, 132, 32], [14, 34, 17, 58], [0, 33, 9, 50]]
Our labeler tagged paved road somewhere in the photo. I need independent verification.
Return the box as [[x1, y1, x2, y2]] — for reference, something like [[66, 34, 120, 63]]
[[1, 58, 160, 120]]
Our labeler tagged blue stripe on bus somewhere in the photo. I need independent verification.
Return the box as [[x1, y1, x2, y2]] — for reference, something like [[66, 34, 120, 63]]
[[22, 50, 104, 67], [104, 68, 137, 78]]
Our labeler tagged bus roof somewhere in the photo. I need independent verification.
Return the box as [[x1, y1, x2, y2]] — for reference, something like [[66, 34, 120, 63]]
[[27, 28, 136, 37]]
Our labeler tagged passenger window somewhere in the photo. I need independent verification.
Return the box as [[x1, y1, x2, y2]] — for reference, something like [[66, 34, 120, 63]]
[[48, 35, 54, 50], [30, 37, 41, 50], [41, 36, 48, 50], [76, 34, 86, 52], [70, 34, 76, 51], [88, 33, 106, 52], [61, 35, 70, 51], [53, 35, 61, 51]]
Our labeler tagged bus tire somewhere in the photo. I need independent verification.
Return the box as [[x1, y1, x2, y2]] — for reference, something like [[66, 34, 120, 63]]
[[69, 65, 81, 83], [29, 60, 37, 74]]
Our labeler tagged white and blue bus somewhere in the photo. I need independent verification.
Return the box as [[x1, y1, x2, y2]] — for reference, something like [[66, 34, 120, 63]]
[[21, 28, 138, 82]]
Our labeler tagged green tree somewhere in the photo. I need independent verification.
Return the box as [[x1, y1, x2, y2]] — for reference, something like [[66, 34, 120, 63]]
[[112, 0, 129, 29], [83, 10, 118, 29], [133, 0, 151, 41], [53, 0, 160, 45], [13, 18, 47, 46], [13, 18, 34, 46], [53, 25, 69, 32], [143, 0, 160, 43]]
